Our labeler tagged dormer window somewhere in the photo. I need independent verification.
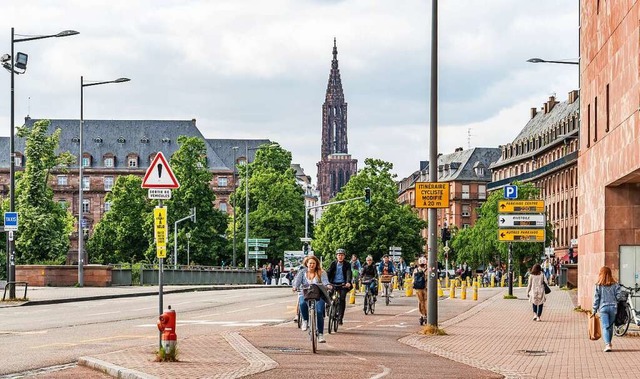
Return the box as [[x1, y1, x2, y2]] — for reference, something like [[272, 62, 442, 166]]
[[117, 136, 126, 144], [162, 137, 171, 143], [93, 137, 103, 144], [71, 137, 80, 143], [140, 137, 150, 143]]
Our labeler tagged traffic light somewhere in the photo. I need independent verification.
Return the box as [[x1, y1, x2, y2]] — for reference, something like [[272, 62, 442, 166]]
[[364, 187, 371, 205], [441, 227, 451, 242], [303, 242, 309, 254], [190, 207, 196, 223]]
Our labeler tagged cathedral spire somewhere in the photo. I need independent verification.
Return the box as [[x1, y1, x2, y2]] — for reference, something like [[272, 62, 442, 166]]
[[326, 37, 343, 102]]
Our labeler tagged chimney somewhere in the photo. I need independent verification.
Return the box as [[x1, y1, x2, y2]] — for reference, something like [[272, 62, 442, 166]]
[[547, 95, 558, 113], [191, 118, 197, 125], [530, 107, 537, 119], [544, 103, 549, 114], [454, 147, 463, 152], [568, 90, 579, 104]]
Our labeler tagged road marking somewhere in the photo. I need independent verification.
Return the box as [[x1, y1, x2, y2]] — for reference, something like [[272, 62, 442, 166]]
[[192, 313, 221, 319], [226, 307, 250, 314], [342, 351, 367, 361], [32, 335, 151, 349], [0, 330, 48, 335], [369, 365, 392, 379], [87, 311, 121, 316]]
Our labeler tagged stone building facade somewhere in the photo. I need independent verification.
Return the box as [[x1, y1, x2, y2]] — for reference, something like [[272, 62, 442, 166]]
[[398, 147, 500, 244], [578, 1, 640, 309], [317, 39, 357, 204], [489, 92, 580, 262], [0, 117, 269, 261]]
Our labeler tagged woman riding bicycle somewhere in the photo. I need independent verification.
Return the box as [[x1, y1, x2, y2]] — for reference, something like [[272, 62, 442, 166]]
[[292, 255, 330, 343], [360, 255, 379, 302]]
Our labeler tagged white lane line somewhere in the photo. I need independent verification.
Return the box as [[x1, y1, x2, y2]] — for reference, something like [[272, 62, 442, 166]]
[[342, 351, 367, 361], [247, 319, 284, 323], [369, 365, 392, 379], [87, 311, 121, 316], [131, 307, 156, 311], [226, 307, 250, 314]]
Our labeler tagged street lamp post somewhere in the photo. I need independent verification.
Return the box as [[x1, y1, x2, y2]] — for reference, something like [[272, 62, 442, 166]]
[[231, 146, 239, 266], [526, 58, 579, 65], [4, 27, 79, 298], [78, 76, 130, 287]]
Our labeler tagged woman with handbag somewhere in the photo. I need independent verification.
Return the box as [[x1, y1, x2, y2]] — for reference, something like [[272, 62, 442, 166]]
[[527, 263, 548, 321], [592, 266, 621, 352], [292, 255, 330, 343]]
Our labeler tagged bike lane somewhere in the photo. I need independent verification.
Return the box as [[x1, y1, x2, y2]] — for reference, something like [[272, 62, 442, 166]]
[[241, 290, 504, 379]]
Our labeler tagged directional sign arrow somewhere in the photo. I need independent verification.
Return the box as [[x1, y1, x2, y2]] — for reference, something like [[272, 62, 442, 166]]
[[500, 217, 505, 224]]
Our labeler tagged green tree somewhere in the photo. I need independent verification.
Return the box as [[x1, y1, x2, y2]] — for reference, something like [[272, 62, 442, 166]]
[[161, 136, 229, 266], [14, 120, 75, 264], [86, 175, 151, 264], [313, 158, 426, 265], [233, 144, 305, 264], [450, 182, 552, 275]]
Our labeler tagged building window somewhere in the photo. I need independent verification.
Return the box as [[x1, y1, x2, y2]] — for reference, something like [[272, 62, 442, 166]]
[[104, 176, 114, 191], [220, 203, 228, 212], [82, 176, 90, 191], [82, 199, 90, 214], [82, 157, 90, 167], [58, 199, 68, 210], [462, 205, 471, 217], [594, 96, 598, 142], [57, 175, 68, 186], [104, 201, 111, 212], [587, 103, 591, 148], [606, 84, 610, 132], [462, 185, 470, 199], [463, 223, 471, 229], [217, 177, 228, 187], [104, 157, 114, 167], [128, 157, 138, 167], [478, 185, 486, 200]]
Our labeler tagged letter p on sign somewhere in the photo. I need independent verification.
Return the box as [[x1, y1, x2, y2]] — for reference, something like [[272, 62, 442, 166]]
[[504, 185, 518, 199]]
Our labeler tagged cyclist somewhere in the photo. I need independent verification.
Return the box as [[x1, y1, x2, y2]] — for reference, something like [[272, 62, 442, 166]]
[[350, 254, 361, 289], [397, 257, 408, 288], [292, 255, 330, 343], [360, 255, 379, 304], [378, 254, 396, 297], [327, 248, 352, 325]]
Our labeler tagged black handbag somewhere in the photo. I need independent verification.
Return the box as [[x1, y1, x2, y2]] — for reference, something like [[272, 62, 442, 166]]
[[303, 284, 330, 302], [544, 281, 551, 294]]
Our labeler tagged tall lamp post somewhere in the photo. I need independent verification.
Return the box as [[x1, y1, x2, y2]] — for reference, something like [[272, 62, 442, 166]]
[[231, 146, 239, 266], [527, 58, 579, 65], [3, 27, 78, 298], [78, 76, 130, 287]]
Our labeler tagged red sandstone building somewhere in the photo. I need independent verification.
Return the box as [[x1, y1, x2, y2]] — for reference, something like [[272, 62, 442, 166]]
[[578, 1, 640, 309]]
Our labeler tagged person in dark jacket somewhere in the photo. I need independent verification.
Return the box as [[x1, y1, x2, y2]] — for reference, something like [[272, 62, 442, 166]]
[[327, 248, 352, 324]]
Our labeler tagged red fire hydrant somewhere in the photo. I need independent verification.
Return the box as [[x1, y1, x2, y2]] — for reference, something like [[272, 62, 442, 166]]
[[157, 306, 177, 352]]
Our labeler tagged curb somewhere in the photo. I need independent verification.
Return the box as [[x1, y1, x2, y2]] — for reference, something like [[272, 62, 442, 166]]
[[78, 357, 158, 379]]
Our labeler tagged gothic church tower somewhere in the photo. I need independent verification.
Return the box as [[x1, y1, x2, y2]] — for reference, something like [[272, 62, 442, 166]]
[[317, 38, 358, 204]]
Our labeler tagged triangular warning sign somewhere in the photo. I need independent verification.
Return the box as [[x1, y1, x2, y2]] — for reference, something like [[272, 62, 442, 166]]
[[141, 152, 180, 189]]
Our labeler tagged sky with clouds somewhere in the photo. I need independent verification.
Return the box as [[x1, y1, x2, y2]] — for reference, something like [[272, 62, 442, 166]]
[[0, 0, 579, 182]]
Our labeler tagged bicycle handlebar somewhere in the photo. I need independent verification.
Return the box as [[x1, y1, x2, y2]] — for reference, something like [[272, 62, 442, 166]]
[[620, 283, 640, 293]]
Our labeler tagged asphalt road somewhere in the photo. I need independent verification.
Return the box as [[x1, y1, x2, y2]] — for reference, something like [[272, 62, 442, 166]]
[[0, 287, 293, 378]]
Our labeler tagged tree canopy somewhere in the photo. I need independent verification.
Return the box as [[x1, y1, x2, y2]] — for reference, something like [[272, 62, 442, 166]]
[[313, 158, 426, 265]]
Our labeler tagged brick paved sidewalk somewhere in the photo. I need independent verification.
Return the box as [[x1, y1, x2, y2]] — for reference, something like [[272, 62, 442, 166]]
[[401, 287, 640, 379]]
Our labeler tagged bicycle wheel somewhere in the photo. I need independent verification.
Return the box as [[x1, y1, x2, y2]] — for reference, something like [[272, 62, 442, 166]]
[[614, 304, 632, 337], [296, 303, 302, 328], [328, 302, 336, 334], [370, 294, 375, 314], [333, 309, 339, 333], [385, 285, 390, 306], [364, 292, 370, 315], [309, 301, 317, 353]]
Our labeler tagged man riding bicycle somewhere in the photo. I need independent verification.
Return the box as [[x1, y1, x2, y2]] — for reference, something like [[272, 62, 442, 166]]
[[327, 248, 352, 325], [378, 254, 396, 295], [360, 255, 379, 303]]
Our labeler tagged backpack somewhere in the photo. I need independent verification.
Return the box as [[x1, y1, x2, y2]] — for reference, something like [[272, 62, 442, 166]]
[[615, 300, 628, 326], [413, 271, 426, 290]]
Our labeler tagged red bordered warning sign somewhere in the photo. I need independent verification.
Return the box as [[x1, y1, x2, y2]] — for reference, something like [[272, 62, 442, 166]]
[[141, 152, 180, 189]]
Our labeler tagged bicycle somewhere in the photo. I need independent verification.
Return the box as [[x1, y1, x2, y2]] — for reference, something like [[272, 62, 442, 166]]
[[362, 278, 376, 315], [614, 283, 640, 337], [380, 274, 394, 306], [327, 284, 344, 334], [301, 283, 325, 353]]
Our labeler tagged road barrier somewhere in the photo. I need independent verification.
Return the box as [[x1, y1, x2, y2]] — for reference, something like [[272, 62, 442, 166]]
[[135, 265, 257, 286]]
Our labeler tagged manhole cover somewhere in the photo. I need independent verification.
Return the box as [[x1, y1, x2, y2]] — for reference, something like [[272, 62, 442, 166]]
[[517, 350, 549, 356], [263, 346, 305, 353]]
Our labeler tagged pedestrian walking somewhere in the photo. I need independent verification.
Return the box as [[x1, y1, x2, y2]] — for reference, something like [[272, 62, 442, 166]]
[[527, 263, 547, 321], [413, 256, 428, 325], [592, 266, 621, 352]]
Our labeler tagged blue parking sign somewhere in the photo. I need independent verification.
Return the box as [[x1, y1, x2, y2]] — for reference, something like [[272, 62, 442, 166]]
[[4, 212, 18, 231], [504, 185, 518, 199]]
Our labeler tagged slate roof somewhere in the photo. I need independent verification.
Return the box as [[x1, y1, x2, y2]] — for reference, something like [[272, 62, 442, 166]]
[[0, 117, 270, 170]]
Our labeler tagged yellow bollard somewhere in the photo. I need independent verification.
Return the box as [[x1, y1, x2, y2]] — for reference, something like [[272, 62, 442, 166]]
[[461, 283, 467, 300], [393, 276, 399, 290], [349, 288, 356, 304], [437, 280, 444, 297], [477, 274, 482, 287], [473, 282, 478, 300], [490, 274, 495, 287], [467, 277, 471, 287], [405, 277, 413, 297], [518, 275, 522, 288], [360, 283, 365, 293], [501, 275, 506, 287], [449, 283, 456, 299]]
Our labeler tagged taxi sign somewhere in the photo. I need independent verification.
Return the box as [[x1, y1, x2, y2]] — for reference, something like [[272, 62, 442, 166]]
[[498, 200, 545, 213], [415, 182, 450, 209], [498, 229, 545, 242]]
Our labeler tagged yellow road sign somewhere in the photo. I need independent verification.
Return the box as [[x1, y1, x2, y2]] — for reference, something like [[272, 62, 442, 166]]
[[154, 207, 167, 248], [498, 229, 545, 242], [415, 182, 450, 209], [157, 245, 167, 259], [498, 200, 545, 213]]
